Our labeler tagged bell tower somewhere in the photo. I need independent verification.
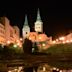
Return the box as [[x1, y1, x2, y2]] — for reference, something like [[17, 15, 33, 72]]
[[35, 8, 43, 33], [22, 15, 30, 39]]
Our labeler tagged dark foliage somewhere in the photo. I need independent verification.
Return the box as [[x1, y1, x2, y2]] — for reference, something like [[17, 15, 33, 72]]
[[44, 43, 72, 69], [0, 44, 4, 54], [38, 32, 42, 34], [24, 67, 33, 72], [32, 42, 38, 53], [23, 38, 33, 54]]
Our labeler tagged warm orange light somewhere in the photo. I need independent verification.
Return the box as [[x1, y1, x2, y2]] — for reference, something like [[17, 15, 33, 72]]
[[14, 68, 18, 71], [19, 45, 22, 47], [52, 40, 56, 44], [17, 40, 19, 42], [18, 66, 23, 70], [59, 37, 65, 40], [56, 39, 58, 42], [38, 36, 42, 40], [70, 40, 72, 42], [66, 40, 69, 43], [43, 66, 46, 71], [53, 67, 56, 70], [56, 68, 59, 71], [29, 37, 31, 40], [59, 70, 62, 72], [8, 71, 11, 72], [20, 38, 23, 41], [62, 41, 65, 44], [7, 41, 10, 44], [13, 44, 17, 48], [17, 42, 19, 46], [42, 43, 46, 47]]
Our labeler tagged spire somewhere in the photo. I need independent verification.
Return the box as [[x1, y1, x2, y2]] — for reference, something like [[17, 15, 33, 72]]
[[36, 8, 42, 21], [24, 15, 28, 26]]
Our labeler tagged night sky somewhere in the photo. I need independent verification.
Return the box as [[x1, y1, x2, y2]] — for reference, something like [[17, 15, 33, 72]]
[[0, 1, 72, 39]]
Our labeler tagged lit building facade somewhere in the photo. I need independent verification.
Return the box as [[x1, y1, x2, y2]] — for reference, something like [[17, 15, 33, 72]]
[[0, 17, 22, 47], [52, 33, 72, 44], [0, 23, 5, 45]]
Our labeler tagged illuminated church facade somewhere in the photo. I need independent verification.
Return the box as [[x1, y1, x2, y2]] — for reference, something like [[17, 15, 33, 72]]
[[22, 9, 52, 50], [22, 9, 43, 39]]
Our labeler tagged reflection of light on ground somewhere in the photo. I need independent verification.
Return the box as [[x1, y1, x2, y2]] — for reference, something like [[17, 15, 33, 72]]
[[8, 71, 11, 72], [8, 66, 23, 72], [53, 67, 56, 70], [56, 68, 59, 71], [59, 70, 62, 72], [43, 66, 46, 71], [37, 64, 52, 72]]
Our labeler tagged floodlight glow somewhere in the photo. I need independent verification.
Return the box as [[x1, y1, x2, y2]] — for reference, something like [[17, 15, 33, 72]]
[[14, 68, 18, 71], [70, 40, 72, 42], [17, 43, 19, 46], [63, 41, 65, 44], [29, 37, 31, 40], [39, 36, 41, 39], [20, 38, 23, 41], [43, 66, 46, 71], [59, 37, 65, 40], [13, 44, 17, 48], [53, 67, 56, 70], [59, 70, 62, 72], [52, 41, 56, 44], [7, 41, 10, 44], [42, 43, 46, 47], [66, 40, 69, 43], [18, 66, 23, 70], [56, 68, 59, 71], [56, 39, 58, 42], [8, 71, 12, 72]]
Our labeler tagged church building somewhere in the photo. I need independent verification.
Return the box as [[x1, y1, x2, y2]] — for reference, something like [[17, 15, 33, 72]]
[[22, 9, 52, 50]]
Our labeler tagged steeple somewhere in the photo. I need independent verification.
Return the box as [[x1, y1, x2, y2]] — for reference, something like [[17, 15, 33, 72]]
[[24, 15, 28, 26], [35, 8, 43, 33], [22, 14, 30, 39], [36, 8, 42, 21]]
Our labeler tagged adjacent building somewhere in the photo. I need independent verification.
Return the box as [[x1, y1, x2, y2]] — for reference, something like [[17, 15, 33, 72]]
[[0, 23, 5, 44], [0, 17, 22, 47]]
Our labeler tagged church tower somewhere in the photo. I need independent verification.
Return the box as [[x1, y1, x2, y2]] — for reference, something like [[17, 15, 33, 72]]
[[22, 15, 30, 39], [34, 8, 43, 33]]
